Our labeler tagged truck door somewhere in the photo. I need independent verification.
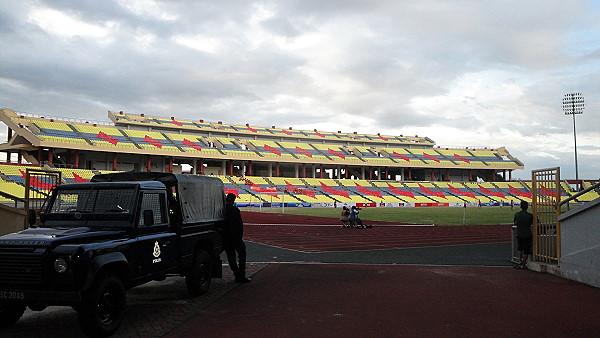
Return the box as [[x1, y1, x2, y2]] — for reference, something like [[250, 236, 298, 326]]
[[135, 191, 178, 278]]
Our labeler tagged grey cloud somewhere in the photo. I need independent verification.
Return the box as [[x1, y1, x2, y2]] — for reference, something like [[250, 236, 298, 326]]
[[1, 0, 599, 179], [261, 17, 300, 38]]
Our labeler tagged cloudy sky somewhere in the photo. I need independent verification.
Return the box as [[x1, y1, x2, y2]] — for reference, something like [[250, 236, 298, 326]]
[[1, 0, 599, 179]]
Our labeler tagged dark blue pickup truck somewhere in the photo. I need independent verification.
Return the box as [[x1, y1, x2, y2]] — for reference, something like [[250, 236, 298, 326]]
[[0, 172, 225, 336]]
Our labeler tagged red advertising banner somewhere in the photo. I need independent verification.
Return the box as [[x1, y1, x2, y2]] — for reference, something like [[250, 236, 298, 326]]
[[415, 203, 449, 207]]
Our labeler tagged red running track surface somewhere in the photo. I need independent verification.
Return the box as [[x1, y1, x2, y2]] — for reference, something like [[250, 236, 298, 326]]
[[167, 264, 600, 337], [242, 211, 511, 252]]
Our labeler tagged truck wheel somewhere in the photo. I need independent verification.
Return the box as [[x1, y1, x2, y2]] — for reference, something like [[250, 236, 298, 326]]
[[186, 250, 212, 296], [77, 274, 126, 337], [0, 302, 25, 327]]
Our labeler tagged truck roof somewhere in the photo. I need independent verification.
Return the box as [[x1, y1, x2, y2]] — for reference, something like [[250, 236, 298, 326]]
[[58, 181, 166, 190], [91, 172, 226, 224], [91, 172, 193, 185]]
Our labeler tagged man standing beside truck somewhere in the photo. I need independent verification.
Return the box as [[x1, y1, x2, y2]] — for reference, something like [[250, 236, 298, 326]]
[[224, 193, 251, 283]]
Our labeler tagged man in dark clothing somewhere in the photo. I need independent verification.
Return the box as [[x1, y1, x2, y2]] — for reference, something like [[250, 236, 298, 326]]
[[224, 193, 251, 283], [514, 200, 534, 269]]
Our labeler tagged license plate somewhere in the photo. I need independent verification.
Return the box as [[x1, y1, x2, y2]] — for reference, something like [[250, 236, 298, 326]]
[[0, 290, 25, 300]]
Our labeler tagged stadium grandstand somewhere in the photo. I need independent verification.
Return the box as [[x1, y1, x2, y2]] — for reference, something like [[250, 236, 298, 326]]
[[1, 108, 598, 207]]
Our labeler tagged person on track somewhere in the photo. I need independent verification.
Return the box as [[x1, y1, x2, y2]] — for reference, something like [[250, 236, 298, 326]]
[[349, 206, 364, 228], [340, 206, 350, 228]]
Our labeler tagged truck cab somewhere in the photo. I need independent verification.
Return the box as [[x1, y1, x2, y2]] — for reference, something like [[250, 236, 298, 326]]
[[0, 172, 225, 336]]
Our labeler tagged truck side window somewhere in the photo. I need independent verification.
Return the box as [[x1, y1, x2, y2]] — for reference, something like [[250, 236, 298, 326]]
[[139, 192, 167, 226]]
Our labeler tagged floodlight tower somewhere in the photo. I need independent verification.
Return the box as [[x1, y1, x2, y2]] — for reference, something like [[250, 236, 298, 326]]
[[562, 92, 584, 183]]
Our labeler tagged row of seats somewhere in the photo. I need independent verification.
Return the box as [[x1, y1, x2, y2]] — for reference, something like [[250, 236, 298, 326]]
[[1, 164, 596, 205], [225, 176, 598, 204], [111, 111, 430, 145], [217, 175, 555, 204], [119, 112, 515, 167], [577, 181, 600, 202], [15, 114, 519, 168], [0, 165, 118, 201]]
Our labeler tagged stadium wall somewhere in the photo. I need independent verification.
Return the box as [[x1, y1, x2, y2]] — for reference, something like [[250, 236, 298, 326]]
[[558, 198, 600, 288], [0, 203, 26, 236]]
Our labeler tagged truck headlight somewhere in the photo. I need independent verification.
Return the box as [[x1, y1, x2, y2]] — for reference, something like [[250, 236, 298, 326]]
[[54, 258, 68, 273]]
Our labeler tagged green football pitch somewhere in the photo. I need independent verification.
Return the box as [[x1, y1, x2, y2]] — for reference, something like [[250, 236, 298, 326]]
[[247, 206, 518, 226]]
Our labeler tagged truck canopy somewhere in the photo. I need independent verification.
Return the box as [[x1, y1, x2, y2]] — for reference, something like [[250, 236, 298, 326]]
[[91, 172, 226, 224]]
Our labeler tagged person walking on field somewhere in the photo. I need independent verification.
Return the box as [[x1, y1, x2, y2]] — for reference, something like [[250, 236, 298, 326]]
[[223, 193, 251, 283], [514, 200, 534, 269]]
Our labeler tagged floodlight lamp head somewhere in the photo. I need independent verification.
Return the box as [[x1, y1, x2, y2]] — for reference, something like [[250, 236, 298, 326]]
[[562, 92, 585, 115]]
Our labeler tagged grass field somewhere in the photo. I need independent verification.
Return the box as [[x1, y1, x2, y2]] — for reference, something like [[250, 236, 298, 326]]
[[244, 206, 518, 226]]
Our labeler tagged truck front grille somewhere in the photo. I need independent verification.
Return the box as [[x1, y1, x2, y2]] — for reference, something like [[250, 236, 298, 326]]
[[0, 248, 45, 286]]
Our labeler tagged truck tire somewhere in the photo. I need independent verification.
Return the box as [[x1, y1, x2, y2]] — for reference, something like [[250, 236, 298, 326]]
[[186, 249, 212, 296], [0, 302, 25, 327], [77, 274, 126, 337]]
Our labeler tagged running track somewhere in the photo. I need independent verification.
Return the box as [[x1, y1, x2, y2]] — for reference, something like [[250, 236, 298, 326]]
[[242, 211, 511, 252]]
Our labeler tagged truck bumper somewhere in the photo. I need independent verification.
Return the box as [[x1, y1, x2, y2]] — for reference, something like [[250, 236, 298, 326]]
[[0, 288, 82, 304]]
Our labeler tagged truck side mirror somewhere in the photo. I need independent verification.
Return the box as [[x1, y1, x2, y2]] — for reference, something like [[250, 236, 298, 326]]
[[143, 209, 154, 226], [28, 209, 37, 227]]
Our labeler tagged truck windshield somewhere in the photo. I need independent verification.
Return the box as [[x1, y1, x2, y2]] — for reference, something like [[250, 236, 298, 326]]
[[50, 188, 136, 215]]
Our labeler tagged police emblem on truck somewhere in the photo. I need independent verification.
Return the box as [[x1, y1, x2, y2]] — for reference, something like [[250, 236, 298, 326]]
[[152, 241, 162, 263]]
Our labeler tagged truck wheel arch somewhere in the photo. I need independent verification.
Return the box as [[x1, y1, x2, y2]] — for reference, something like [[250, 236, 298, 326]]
[[83, 252, 131, 291]]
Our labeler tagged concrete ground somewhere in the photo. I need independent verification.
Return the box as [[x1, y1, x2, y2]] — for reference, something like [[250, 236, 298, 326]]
[[1, 213, 599, 337]]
